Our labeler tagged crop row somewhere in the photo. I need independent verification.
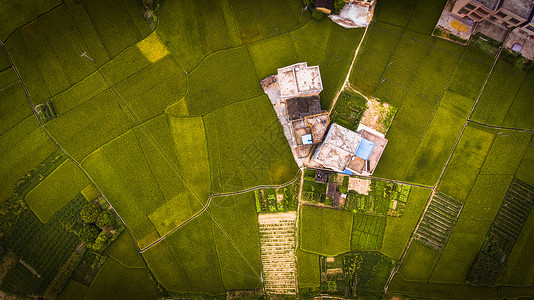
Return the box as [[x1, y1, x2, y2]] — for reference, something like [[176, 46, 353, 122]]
[[414, 192, 462, 251]]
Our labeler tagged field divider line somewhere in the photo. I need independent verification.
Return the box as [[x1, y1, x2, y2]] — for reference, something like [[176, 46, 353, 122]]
[[140, 169, 302, 253], [0, 39, 142, 253], [386, 42, 505, 293], [466, 120, 534, 133], [329, 23, 370, 113]]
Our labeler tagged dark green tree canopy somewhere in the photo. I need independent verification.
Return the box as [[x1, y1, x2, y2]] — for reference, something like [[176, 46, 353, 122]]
[[80, 202, 101, 223], [96, 210, 115, 229], [79, 224, 101, 244]]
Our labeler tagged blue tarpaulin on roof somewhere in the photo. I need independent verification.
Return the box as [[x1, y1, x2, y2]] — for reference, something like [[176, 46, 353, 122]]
[[302, 134, 313, 145], [355, 138, 375, 160]]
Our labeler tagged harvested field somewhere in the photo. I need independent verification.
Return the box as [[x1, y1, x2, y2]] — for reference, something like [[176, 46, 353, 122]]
[[258, 212, 297, 295]]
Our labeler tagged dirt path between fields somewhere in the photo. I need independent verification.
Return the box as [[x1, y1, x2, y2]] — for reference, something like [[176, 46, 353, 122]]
[[329, 24, 370, 114], [140, 169, 302, 252]]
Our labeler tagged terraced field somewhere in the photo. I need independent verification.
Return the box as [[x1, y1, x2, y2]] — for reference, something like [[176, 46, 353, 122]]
[[414, 192, 463, 251], [258, 212, 297, 295]]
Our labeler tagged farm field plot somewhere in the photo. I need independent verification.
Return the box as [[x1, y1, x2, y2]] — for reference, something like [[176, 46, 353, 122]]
[[398, 241, 440, 281], [209, 192, 263, 291], [300, 205, 353, 256], [158, 212, 225, 295], [4, 0, 150, 104], [501, 70, 534, 129], [381, 187, 431, 260], [259, 212, 297, 295], [480, 129, 532, 176], [414, 192, 462, 252], [344, 179, 411, 216], [438, 123, 496, 202], [516, 138, 534, 186], [0, 119, 58, 204], [82, 258, 162, 300], [204, 96, 298, 193], [297, 249, 320, 290], [403, 91, 474, 185], [0, 67, 17, 88], [0, 0, 61, 41], [502, 197, 534, 285], [25, 160, 89, 223], [430, 174, 513, 283], [350, 214, 386, 250], [470, 58, 527, 127]]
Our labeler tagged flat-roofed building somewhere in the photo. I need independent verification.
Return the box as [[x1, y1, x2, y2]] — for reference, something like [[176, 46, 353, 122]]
[[452, 0, 499, 22], [514, 11, 534, 38], [312, 123, 387, 176], [277, 62, 323, 100], [488, 0, 534, 28]]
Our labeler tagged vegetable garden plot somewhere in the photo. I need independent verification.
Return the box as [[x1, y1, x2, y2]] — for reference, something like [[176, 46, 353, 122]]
[[350, 214, 386, 250], [345, 180, 411, 217], [319, 251, 396, 297], [258, 212, 297, 295], [414, 192, 462, 252]]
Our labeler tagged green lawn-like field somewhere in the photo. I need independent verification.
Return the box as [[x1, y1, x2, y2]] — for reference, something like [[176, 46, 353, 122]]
[[25, 160, 89, 223], [300, 205, 353, 256]]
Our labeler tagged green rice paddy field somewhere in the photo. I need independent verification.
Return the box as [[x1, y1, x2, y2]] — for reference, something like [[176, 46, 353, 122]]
[[1, 0, 534, 298]]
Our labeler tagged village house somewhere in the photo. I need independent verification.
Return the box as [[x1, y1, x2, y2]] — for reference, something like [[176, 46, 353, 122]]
[[312, 123, 387, 176], [452, 0, 534, 30], [261, 62, 330, 165]]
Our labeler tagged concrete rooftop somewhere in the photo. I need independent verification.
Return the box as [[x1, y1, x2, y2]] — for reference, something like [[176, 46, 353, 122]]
[[479, 0, 501, 10], [501, 0, 534, 19], [277, 62, 323, 98]]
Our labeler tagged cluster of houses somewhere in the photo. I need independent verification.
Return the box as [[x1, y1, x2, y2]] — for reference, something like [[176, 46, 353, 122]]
[[452, 0, 534, 38], [438, 0, 534, 59], [261, 63, 387, 176]]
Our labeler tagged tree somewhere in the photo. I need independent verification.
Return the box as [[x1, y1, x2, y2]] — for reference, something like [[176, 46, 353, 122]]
[[92, 232, 109, 252], [96, 210, 115, 229], [80, 203, 100, 223], [79, 224, 101, 244]]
